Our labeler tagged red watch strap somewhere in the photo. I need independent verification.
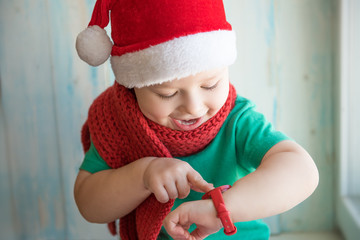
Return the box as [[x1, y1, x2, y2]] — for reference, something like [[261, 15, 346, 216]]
[[202, 185, 237, 235]]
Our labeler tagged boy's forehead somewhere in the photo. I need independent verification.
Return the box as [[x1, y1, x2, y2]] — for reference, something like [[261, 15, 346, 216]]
[[153, 67, 228, 88]]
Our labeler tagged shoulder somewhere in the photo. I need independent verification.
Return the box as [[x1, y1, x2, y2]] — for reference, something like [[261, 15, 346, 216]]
[[224, 95, 258, 126], [230, 96, 256, 116]]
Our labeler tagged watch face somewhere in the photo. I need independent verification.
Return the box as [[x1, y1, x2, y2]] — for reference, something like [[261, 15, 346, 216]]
[[219, 185, 231, 192]]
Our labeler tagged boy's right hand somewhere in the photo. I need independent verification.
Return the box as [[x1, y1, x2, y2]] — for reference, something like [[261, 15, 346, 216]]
[[143, 158, 213, 203]]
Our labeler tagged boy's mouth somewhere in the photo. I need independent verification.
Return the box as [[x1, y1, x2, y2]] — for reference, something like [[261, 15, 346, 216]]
[[172, 117, 203, 131], [177, 119, 197, 125]]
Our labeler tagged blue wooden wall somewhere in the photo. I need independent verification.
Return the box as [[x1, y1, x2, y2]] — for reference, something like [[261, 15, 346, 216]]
[[0, 0, 337, 239]]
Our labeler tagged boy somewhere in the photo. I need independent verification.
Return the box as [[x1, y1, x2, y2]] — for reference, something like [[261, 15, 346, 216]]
[[74, 0, 319, 239]]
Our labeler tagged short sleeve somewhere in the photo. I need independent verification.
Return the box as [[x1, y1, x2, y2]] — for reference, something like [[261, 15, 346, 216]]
[[234, 98, 290, 170], [80, 141, 111, 173]]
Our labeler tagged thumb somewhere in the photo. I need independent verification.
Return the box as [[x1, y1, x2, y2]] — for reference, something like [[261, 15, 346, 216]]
[[187, 172, 214, 193]]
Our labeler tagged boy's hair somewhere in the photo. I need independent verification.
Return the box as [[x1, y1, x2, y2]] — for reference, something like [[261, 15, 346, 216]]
[[76, 0, 237, 88]]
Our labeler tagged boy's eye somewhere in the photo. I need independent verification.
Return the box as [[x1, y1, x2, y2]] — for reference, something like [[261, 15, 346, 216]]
[[157, 91, 178, 99], [202, 81, 218, 90]]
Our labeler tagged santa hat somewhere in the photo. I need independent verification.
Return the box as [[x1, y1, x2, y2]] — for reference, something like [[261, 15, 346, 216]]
[[76, 0, 237, 88]]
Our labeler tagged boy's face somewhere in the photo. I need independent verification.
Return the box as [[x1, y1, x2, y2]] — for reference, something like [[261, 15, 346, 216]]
[[134, 67, 230, 131]]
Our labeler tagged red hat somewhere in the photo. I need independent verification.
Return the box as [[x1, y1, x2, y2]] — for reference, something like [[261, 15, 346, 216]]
[[76, 0, 237, 88]]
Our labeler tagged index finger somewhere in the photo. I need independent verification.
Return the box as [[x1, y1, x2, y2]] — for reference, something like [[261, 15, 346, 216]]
[[187, 172, 214, 193]]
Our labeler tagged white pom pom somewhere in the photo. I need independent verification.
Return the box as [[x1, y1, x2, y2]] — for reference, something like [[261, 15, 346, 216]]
[[76, 25, 113, 66]]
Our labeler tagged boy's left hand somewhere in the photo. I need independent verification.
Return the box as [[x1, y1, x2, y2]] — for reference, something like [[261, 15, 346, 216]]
[[163, 199, 223, 240]]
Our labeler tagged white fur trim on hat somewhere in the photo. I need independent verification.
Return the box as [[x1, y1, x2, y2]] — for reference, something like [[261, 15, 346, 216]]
[[111, 30, 237, 88], [76, 25, 113, 66]]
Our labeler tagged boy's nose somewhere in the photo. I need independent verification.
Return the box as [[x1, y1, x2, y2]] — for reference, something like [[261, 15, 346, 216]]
[[182, 93, 204, 116]]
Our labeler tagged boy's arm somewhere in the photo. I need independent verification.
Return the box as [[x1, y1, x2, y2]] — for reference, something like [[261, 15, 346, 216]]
[[224, 140, 319, 221], [74, 157, 154, 223], [163, 140, 319, 239], [74, 157, 213, 224]]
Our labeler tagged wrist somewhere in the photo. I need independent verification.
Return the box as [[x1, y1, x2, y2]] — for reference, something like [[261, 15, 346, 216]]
[[202, 198, 223, 229], [202, 185, 237, 235]]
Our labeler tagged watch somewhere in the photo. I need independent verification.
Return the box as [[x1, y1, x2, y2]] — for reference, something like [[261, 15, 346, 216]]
[[202, 185, 237, 235]]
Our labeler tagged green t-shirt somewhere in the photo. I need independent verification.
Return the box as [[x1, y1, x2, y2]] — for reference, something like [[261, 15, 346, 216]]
[[80, 96, 290, 239]]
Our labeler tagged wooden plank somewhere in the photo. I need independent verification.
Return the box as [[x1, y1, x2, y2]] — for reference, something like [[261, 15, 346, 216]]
[[273, 0, 336, 231], [0, 87, 17, 240], [226, 0, 279, 122], [346, 0, 360, 196], [45, 0, 115, 239], [0, 0, 66, 239], [337, 0, 360, 239]]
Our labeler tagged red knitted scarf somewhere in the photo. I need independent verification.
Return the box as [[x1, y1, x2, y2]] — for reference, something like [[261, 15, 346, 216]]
[[81, 82, 236, 240]]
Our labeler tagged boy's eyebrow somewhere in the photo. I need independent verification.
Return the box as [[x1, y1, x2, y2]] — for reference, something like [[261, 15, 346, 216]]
[[150, 81, 178, 89], [148, 84, 177, 92], [149, 84, 171, 89], [149, 71, 222, 90]]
